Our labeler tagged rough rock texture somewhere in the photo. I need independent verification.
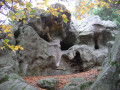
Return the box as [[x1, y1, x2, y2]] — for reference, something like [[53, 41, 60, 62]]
[[0, 73, 38, 90], [90, 31, 120, 90], [0, 51, 18, 74], [0, 3, 118, 76], [37, 78, 59, 90], [64, 45, 108, 71], [72, 15, 117, 47], [15, 13, 117, 75], [13, 3, 78, 76], [63, 77, 94, 90], [15, 25, 76, 76]]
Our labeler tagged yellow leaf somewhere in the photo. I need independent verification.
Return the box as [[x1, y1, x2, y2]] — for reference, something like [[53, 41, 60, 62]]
[[77, 16, 81, 20], [29, 15, 35, 18], [22, 11, 25, 15], [4, 28, 9, 33], [14, 46, 19, 50], [60, 9, 63, 12], [8, 33, 13, 37], [0, 2, 4, 5], [62, 14, 67, 19], [20, 2, 25, 6], [20, 47, 24, 50], [13, 5, 17, 9], [8, 25, 13, 29], [1, 25, 7, 30], [5, 0, 12, 3], [11, 16, 15, 21], [36, 16, 40, 18], [23, 20, 27, 24], [0, 47, 3, 50]]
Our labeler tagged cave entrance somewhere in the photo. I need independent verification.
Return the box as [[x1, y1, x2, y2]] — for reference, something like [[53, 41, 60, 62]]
[[70, 51, 84, 73], [60, 41, 73, 50]]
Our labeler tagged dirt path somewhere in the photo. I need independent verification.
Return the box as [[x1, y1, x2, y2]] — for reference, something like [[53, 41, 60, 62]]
[[24, 68, 100, 90]]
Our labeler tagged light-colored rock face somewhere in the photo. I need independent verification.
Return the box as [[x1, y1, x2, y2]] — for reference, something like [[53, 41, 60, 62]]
[[0, 3, 118, 77], [72, 15, 117, 49], [65, 45, 108, 70], [90, 31, 120, 90], [0, 73, 38, 90], [0, 51, 18, 74]]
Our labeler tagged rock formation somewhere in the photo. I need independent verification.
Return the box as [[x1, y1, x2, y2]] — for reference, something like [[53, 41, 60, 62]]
[[0, 3, 118, 77]]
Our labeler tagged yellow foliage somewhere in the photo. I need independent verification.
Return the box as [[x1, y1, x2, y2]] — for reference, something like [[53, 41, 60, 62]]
[[1, 25, 7, 30], [22, 11, 25, 15], [0, 2, 4, 5], [20, 2, 25, 6], [36, 16, 40, 18], [77, 16, 81, 20], [0, 47, 3, 50], [62, 14, 67, 19], [23, 20, 27, 24], [11, 16, 15, 21], [13, 5, 17, 9], [8, 33, 13, 37], [29, 15, 35, 18], [5, 0, 12, 3]]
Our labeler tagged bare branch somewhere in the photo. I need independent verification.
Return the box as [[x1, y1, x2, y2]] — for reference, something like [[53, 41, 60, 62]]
[[2, 1, 16, 13]]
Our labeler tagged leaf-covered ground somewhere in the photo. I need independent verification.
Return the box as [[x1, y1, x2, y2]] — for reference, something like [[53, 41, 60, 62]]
[[24, 68, 100, 90]]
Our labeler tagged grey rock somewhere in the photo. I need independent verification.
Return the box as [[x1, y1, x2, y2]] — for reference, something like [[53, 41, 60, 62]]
[[64, 78, 94, 90], [90, 31, 120, 90], [63, 83, 80, 90], [69, 77, 84, 85], [0, 51, 18, 74], [79, 80, 94, 90], [0, 73, 38, 90], [65, 45, 108, 70], [37, 78, 59, 90], [72, 15, 117, 47]]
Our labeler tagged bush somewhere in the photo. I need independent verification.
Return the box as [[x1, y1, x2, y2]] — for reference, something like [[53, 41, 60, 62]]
[[91, 7, 120, 28]]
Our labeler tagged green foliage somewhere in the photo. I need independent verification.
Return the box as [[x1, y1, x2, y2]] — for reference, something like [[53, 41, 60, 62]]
[[91, 7, 120, 27]]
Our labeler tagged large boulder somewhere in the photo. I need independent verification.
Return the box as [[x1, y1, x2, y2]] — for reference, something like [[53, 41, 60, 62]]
[[13, 3, 78, 76], [63, 45, 108, 71], [90, 30, 120, 90], [0, 73, 38, 90], [72, 15, 118, 49], [0, 51, 18, 74], [15, 25, 75, 76], [63, 77, 94, 90]]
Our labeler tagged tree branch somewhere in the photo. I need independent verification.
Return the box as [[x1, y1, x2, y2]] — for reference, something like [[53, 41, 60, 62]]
[[2, 1, 16, 13]]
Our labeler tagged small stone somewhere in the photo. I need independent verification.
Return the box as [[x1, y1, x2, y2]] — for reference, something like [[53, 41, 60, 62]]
[[37, 78, 59, 90]]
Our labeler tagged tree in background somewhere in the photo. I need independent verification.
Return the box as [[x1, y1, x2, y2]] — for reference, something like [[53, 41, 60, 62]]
[[75, 0, 120, 27], [0, 0, 119, 51]]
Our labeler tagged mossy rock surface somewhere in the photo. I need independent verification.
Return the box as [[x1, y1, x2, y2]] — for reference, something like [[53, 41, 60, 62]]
[[0, 72, 38, 90], [37, 78, 59, 90]]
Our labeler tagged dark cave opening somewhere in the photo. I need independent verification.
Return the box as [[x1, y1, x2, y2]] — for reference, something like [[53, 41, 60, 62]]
[[93, 33, 100, 49], [60, 41, 73, 50], [70, 51, 84, 73]]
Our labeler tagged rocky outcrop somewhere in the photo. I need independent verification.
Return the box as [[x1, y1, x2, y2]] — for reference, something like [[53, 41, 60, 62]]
[[0, 3, 118, 76], [63, 77, 94, 90], [90, 30, 120, 90], [0, 51, 18, 74], [0, 72, 38, 90], [72, 15, 118, 48], [63, 45, 108, 71]]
